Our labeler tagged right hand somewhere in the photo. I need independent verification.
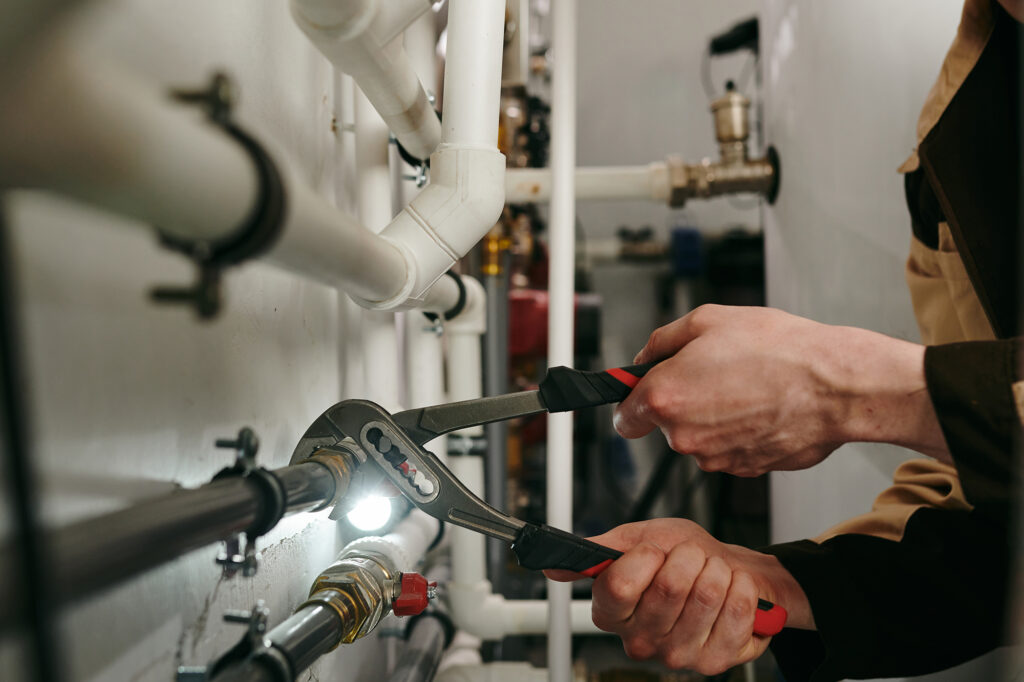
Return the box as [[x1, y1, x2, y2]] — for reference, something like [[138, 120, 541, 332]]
[[545, 518, 812, 675], [613, 305, 948, 476]]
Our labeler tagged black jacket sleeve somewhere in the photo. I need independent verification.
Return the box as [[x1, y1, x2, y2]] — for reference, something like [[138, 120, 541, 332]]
[[762, 339, 1021, 681]]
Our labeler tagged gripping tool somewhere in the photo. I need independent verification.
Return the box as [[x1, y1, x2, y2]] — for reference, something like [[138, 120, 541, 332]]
[[291, 362, 787, 637]]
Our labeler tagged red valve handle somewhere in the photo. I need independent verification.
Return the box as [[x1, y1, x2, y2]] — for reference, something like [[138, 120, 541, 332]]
[[392, 572, 433, 617]]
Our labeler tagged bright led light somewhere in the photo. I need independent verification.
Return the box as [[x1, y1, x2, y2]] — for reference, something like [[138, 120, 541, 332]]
[[346, 495, 393, 532]]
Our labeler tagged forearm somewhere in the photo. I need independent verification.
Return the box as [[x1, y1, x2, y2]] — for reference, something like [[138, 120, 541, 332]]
[[821, 326, 952, 463]]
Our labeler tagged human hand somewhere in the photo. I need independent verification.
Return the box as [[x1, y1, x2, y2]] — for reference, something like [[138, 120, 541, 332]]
[[545, 518, 811, 674], [613, 305, 947, 476]]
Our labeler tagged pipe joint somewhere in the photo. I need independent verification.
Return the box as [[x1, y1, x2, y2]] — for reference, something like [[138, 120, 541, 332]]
[[303, 550, 397, 645], [352, 149, 506, 311]]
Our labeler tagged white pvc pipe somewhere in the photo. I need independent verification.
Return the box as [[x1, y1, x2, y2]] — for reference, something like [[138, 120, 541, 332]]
[[436, 663, 549, 682], [290, 0, 441, 160], [355, 89, 403, 409], [353, 0, 506, 312], [446, 454, 600, 639], [547, 0, 578, 679], [440, 0, 504, 149], [0, 48, 255, 242], [505, 164, 671, 204], [342, 508, 442, 572], [0, 47, 433, 309], [442, 278, 600, 640]]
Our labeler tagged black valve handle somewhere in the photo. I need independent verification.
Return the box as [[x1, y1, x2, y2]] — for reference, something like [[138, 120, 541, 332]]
[[538, 362, 658, 413]]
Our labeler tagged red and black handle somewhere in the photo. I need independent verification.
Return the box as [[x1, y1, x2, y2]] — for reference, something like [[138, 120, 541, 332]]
[[538, 362, 657, 413], [511, 522, 787, 637]]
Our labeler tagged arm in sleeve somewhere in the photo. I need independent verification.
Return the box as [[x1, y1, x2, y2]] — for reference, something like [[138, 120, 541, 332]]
[[763, 507, 1010, 682], [761, 338, 1021, 681], [925, 338, 1023, 520]]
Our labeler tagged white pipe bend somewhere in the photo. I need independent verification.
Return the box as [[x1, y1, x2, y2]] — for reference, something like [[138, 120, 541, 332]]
[[290, 0, 440, 160], [351, 146, 505, 311]]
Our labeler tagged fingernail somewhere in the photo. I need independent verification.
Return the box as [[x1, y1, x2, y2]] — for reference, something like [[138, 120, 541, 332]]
[[632, 351, 644, 364]]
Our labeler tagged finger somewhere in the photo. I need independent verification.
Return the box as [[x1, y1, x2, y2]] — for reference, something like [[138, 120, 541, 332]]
[[613, 384, 660, 440], [631, 542, 706, 637], [667, 555, 732, 649], [543, 568, 586, 582], [635, 307, 717, 364], [591, 541, 665, 628], [704, 570, 759, 666]]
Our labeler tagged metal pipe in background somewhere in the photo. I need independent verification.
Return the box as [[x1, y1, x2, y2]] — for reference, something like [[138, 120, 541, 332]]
[[388, 613, 450, 682], [483, 263, 509, 595], [0, 457, 348, 632]]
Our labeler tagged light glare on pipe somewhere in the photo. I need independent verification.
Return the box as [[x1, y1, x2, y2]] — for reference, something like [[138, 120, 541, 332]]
[[347, 495, 393, 532]]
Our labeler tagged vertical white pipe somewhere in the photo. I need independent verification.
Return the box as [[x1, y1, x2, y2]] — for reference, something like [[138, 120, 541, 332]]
[[547, 1, 577, 680], [355, 88, 402, 408], [440, 0, 505, 148]]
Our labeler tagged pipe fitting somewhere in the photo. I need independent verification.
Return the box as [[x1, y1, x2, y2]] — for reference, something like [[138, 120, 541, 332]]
[[305, 447, 359, 511], [351, 149, 506, 311], [302, 550, 397, 645], [290, 0, 440, 160]]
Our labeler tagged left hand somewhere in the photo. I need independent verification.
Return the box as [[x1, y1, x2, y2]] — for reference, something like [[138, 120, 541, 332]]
[[545, 518, 812, 675]]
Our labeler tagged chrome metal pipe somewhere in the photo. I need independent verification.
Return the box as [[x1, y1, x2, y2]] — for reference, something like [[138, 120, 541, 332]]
[[266, 603, 344, 678], [388, 613, 449, 682], [0, 460, 343, 631]]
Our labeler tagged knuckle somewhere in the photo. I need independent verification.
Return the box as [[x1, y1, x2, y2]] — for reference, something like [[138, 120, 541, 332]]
[[644, 387, 676, 422], [604, 578, 636, 605], [693, 582, 727, 609], [623, 637, 655, 661], [688, 304, 719, 330], [590, 610, 614, 633], [665, 430, 696, 455], [696, 455, 724, 472], [697, 656, 731, 677], [661, 649, 693, 670], [650, 571, 689, 603]]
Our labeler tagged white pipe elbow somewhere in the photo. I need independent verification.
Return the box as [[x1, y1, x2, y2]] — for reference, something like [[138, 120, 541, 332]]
[[290, 0, 440, 160], [351, 147, 506, 311]]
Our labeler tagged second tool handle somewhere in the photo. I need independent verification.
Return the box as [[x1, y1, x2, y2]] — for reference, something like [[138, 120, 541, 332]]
[[539, 362, 657, 413]]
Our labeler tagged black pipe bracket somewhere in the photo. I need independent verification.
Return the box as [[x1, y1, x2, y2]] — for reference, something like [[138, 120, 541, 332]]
[[210, 427, 286, 578], [151, 72, 287, 320]]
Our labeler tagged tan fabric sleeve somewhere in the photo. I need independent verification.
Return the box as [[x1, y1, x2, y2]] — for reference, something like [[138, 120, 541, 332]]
[[814, 459, 972, 543]]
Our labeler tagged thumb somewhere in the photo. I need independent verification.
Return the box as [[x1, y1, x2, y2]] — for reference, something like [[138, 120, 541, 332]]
[[544, 523, 647, 583], [543, 568, 587, 582]]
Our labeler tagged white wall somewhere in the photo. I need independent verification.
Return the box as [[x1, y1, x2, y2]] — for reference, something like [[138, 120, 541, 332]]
[[0, 2, 389, 680], [762, 1, 1003, 680], [576, 0, 762, 243]]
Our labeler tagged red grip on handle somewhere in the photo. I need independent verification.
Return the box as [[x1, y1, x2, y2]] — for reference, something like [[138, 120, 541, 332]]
[[580, 560, 787, 636], [605, 367, 642, 389], [753, 602, 787, 636]]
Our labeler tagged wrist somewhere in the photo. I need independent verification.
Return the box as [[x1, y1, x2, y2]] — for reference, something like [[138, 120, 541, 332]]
[[733, 545, 815, 630], [820, 327, 950, 461]]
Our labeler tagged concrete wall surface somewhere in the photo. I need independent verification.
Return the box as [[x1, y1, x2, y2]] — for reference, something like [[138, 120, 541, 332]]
[[0, 2, 388, 680]]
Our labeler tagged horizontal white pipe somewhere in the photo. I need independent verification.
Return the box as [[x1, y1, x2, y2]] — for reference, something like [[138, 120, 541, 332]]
[[436, 663, 549, 682], [0, 46, 468, 312], [290, 0, 440, 161], [0, 48, 256, 242], [505, 164, 670, 203], [342, 509, 442, 571]]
